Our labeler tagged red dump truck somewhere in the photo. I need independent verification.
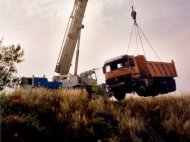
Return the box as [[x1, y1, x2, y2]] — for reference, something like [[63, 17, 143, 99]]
[[103, 54, 177, 100]]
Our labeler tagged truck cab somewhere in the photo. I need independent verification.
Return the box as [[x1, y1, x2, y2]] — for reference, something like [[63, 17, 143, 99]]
[[103, 55, 139, 100], [103, 55, 139, 80]]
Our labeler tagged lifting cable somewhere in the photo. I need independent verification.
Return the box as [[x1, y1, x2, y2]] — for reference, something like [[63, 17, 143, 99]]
[[136, 24, 161, 61], [127, 0, 161, 62], [128, 0, 135, 10], [134, 24, 139, 54], [136, 24, 146, 57], [127, 23, 135, 53]]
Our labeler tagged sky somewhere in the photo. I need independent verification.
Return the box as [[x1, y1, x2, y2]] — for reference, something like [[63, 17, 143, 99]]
[[0, 0, 190, 93]]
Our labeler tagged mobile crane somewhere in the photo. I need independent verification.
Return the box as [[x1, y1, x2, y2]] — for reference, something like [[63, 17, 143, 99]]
[[53, 0, 97, 91], [20, 0, 97, 92]]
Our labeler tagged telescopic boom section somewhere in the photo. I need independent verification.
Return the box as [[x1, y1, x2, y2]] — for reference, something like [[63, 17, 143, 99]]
[[55, 0, 88, 75]]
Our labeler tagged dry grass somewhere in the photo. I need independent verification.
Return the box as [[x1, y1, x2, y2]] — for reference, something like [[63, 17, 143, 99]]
[[1, 89, 190, 142]]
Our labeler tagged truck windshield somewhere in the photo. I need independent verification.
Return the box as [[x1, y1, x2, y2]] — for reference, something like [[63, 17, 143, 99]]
[[20, 78, 32, 85], [104, 61, 124, 73], [90, 73, 97, 80], [105, 65, 111, 72], [104, 57, 135, 73], [117, 63, 123, 68]]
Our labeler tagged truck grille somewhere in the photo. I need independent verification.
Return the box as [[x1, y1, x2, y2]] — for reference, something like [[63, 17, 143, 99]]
[[106, 76, 127, 85]]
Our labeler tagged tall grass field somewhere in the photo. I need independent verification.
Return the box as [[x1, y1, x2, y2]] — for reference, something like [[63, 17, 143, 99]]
[[1, 89, 190, 142]]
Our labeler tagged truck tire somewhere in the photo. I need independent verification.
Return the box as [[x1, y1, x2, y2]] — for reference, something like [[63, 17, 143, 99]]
[[136, 84, 146, 96], [160, 80, 169, 94], [168, 78, 176, 92], [147, 86, 159, 96], [113, 90, 126, 101]]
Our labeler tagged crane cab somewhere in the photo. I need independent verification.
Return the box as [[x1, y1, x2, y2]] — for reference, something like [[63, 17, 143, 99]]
[[53, 69, 97, 88], [80, 69, 97, 86]]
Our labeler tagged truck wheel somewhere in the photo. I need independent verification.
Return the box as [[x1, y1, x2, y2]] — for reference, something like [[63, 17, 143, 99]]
[[136, 84, 146, 96], [168, 78, 176, 92], [152, 88, 159, 96], [147, 87, 159, 96], [113, 91, 126, 101], [160, 80, 169, 94]]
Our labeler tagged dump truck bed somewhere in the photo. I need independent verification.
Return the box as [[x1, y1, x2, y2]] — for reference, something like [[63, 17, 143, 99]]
[[135, 55, 177, 78]]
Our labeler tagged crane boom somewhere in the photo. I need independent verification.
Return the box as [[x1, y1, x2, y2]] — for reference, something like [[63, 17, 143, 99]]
[[55, 0, 88, 75]]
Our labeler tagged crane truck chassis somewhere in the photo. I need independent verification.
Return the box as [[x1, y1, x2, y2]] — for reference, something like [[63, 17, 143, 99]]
[[20, 69, 97, 94], [103, 54, 177, 100]]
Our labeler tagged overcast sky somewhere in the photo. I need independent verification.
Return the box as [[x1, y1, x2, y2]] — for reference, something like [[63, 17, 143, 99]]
[[0, 0, 190, 93]]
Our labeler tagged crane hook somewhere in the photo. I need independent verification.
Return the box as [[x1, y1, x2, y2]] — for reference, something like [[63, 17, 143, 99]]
[[131, 6, 137, 24]]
